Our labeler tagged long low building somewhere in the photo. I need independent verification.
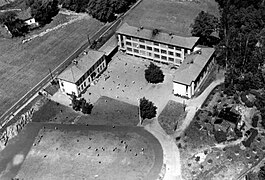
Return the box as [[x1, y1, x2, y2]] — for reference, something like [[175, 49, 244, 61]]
[[57, 50, 106, 96], [173, 47, 215, 98], [116, 23, 200, 66]]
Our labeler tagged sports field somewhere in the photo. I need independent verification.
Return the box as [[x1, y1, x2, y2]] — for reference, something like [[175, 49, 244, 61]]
[[2, 123, 163, 180], [0, 13, 103, 116], [124, 0, 219, 36]]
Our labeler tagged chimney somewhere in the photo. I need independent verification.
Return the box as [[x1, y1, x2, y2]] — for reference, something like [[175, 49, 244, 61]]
[[73, 59, 78, 65], [140, 26, 143, 30]]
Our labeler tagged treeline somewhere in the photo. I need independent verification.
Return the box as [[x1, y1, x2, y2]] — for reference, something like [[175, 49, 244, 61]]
[[0, 0, 59, 37], [59, 0, 137, 22], [214, 0, 265, 94]]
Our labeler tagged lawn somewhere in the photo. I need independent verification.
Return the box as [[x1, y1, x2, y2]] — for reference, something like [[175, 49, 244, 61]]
[[0, 123, 163, 180], [32, 96, 139, 126], [158, 100, 186, 134], [124, 0, 219, 36], [0, 13, 103, 116]]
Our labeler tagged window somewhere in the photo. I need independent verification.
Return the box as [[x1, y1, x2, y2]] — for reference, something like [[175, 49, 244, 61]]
[[127, 47, 132, 51], [154, 42, 159, 46], [132, 37, 138, 41], [126, 36, 131, 40], [154, 48, 159, 52], [139, 44, 145, 49], [148, 52, 152, 56], [84, 81, 86, 87], [168, 45, 174, 49], [133, 49, 139, 53], [168, 57, 174, 62], [175, 53, 181, 57], [60, 82, 64, 87], [139, 39, 145, 43], [161, 49, 166, 54], [176, 47, 181, 51], [126, 41, 132, 46], [140, 50, 146, 55], [147, 46, 152, 50], [161, 56, 167, 60], [168, 51, 174, 56], [132, 43, 138, 47], [154, 54, 160, 58]]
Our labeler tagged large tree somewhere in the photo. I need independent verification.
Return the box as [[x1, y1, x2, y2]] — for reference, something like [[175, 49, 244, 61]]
[[139, 97, 157, 121], [30, 0, 59, 26], [191, 11, 219, 46], [0, 11, 29, 37], [145, 62, 164, 84]]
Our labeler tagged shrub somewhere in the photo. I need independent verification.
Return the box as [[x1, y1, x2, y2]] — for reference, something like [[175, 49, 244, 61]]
[[145, 62, 164, 84], [140, 97, 157, 120], [252, 115, 259, 127], [241, 92, 254, 107]]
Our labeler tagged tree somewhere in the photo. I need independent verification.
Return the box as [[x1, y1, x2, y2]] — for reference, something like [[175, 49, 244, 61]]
[[144, 62, 164, 84], [258, 164, 265, 180], [87, 0, 115, 22], [0, 11, 29, 37], [30, 0, 59, 26], [139, 97, 157, 120], [191, 11, 219, 46]]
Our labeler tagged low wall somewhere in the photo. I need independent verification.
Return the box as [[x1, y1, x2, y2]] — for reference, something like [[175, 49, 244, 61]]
[[0, 108, 34, 151]]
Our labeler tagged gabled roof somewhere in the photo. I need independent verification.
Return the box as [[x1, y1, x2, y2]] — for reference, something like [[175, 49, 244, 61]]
[[173, 47, 215, 85], [116, 23, 199, 49], [57, 50, 105, 83]]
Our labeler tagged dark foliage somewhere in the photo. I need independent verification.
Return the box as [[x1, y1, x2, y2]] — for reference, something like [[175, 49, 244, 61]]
[[140, 97, 157, 120], [242, 128, 258, 147], [240, 92, 254, 108], [60, 0, 137, 22], [191, 11, 219, 46], [145, 62, 164, 84], [30, 0, 59, 26], [252, 115, 259, 127], [258, 164, 265, 180], [0, 11, 29, 37], [72, 96, 93, 114]]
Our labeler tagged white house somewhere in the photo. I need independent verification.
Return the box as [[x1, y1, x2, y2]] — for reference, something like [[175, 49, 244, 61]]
[[57, 50, 106, 96], [173, 47, 215, 98]]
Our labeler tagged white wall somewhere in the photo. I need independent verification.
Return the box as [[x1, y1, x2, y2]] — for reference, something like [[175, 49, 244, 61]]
[[59, 79, 78, 96], [173, 82, 192, 98]]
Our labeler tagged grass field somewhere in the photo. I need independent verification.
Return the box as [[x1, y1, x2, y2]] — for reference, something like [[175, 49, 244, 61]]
[[0, 13, 103, 116], [124, 0, 219, 36], [32, 96, 139, 126], [13, 124, 162, 180], [158, 100, 186, 135]]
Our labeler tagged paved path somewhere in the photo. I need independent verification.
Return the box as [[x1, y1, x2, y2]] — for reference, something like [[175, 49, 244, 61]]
[[175, 77, 224, 137], [144, 119, 182, 180]]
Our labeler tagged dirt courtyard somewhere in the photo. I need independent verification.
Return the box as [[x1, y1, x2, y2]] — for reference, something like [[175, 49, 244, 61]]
[[14, 124, 163, 180]]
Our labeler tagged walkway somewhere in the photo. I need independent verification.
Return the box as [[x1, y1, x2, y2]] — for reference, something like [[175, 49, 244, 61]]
[[174, 77, 224, 137], [144, 119, 182, 180]]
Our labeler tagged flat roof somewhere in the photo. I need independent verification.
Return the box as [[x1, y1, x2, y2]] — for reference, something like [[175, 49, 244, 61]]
[[124, 0, 219, 37], [57, 50, 105, 83], [99, 35, 118, 56], [117, 23, 199, 49], [173, 47, 215, 85]]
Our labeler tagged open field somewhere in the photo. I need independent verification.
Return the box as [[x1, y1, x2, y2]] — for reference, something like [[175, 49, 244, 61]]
[[158, 100, 186, 134], [32, 96, 139, 126], [0, 123, 163, 180], [0, 13, 103, 116], [124, 0, 219, 36]]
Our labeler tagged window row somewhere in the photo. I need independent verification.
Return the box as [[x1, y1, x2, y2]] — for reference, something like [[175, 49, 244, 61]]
[[76, 58, 104, 86], [125, 36, 182, 51], [127, 45, 181, 57]]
